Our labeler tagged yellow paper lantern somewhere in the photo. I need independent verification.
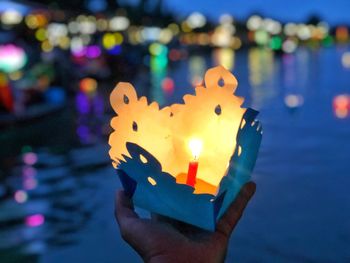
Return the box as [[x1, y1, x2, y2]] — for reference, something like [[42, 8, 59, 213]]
[[108, 66, 262, 230]]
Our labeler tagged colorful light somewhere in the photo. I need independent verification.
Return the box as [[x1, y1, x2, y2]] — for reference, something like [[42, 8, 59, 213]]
[[270, 36, 282, 50], [341, 52, 350, 68], [284, 23, 297, 36], [282, 39, 298, 53], [14, 190, 28, 203], [86, 45, 101, 58], [0, 44, 27, 73], [333, 95, 350, 119], [44, 87, 66, 105], [24, 177, 38, 190], [25, 214, 45, 227], [23, 165, 36, 177], [297, 24, 311, 40], [213, 48, 235, 70], [41, 40, 53, 53], [247, 15, 262, 31], [254, 30, 269, 46], [161, 77, 175, 94], [263, 18, 281, 35], [25, 14, 48, 29], [284, 94, 304, 108], [187, 12, 206, 29], [96, 18, 108, 31], [149, 43, 168, 57], [335, 26, 349, 42], [1, 9, 23, 25], [109, 16, 130, 31], [35, 28, 47, 42], [80, 78, 97, 94], [144, 27, 165, 42], [102, 33, 120, 49], [76, 92, 90, 114], [159, 29, 173, 44], [107, 45, 122, 55], [22, 152, 38, 165]]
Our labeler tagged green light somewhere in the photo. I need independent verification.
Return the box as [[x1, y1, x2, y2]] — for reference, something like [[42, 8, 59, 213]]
[[322, 35, 333, 47], [254, 30, 269, 46], [149, 43, 168, 57], [269, 36, 282, 50], [151, 56, 168, 72]]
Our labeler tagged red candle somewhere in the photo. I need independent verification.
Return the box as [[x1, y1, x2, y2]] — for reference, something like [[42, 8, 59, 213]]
[[186, 138, 202, 187], [186, 161, 198, 187]]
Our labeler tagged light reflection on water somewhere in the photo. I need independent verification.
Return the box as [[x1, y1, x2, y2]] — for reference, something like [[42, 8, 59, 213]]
[[1, 46, 350, 262]]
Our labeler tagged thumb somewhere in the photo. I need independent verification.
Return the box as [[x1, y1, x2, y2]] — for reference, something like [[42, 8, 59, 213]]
[[215, 182, 256, 238]]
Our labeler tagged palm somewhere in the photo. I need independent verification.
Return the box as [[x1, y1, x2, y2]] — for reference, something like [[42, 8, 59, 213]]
[[115, 182, 256, 263]]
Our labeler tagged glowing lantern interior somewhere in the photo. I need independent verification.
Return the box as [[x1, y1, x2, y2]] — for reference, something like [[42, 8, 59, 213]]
[[109, 66, 246, 195]]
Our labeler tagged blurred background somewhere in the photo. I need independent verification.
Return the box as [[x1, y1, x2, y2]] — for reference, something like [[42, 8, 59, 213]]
[[0, 0, 349, 262]]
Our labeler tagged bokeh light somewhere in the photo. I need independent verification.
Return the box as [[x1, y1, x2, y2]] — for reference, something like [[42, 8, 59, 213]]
[[0, 44, 28, 73], [341, 52, 350, 68], [25, 214, 45, 227], [80, 78, 98, 94], [284, 94, 304, 108], [333, 94, 350, 118], [22, 152, 38, 165], [1, 9, 23, 25], [14, 190, 28, 203], [162, 77, 175, 94]]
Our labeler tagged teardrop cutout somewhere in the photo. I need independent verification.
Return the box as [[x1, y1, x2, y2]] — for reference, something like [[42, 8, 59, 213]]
[[215, 104, 222, 115]]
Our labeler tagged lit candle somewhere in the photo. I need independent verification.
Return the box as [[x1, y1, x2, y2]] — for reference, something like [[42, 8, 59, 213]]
[[186, 138, 203, 187]]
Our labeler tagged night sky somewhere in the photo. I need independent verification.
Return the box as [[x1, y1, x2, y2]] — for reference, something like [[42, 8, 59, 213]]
[[121, 0, 350, 25]]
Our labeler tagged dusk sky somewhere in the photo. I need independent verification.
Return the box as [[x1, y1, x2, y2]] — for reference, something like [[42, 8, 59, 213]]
[[148, 0, 350, 25]]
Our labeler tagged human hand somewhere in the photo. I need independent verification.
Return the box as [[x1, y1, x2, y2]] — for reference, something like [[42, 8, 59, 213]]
[[115, 182, 256, 263]]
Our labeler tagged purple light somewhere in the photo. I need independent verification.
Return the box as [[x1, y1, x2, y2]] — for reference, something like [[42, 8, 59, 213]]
[[22, 152, 38, 165], [22, 166, 36, 177], [77, 125, 89, 138], [76, 92, 90, 114], [23, 177, 38, 190], [25, 214, 45, 227], [72, 47, 87, 58], [86, 45, 101, 58]]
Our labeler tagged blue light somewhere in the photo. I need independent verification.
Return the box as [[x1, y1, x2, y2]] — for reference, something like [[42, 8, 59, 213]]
[[107, 45, 122, 56]]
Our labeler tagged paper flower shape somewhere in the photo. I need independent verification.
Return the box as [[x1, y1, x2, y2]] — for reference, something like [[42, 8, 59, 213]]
[[109, 66, 262, 230]]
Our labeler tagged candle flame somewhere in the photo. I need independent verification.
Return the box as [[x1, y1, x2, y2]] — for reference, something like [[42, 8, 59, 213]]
[[189, 138, 203, 160]]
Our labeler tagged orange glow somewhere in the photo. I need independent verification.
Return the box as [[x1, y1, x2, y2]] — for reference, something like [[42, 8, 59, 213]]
[[336, 27, 349, 42], [109, 66, 246, 194], [333, 95, 350, 119], [80, 78, 97, 94]]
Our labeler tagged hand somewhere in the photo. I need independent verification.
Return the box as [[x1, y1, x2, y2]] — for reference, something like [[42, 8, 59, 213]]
[[115, 182, 256, 263]]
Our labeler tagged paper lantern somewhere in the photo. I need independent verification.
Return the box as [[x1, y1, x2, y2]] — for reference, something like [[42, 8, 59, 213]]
[[109, 66, 262, 230]]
